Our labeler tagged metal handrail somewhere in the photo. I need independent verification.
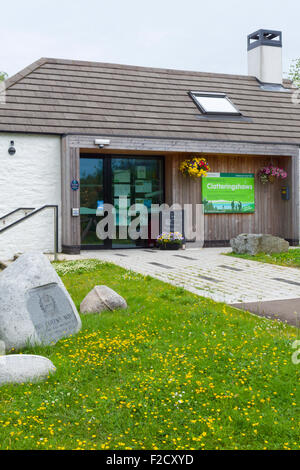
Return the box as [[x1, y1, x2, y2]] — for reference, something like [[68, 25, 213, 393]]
[[0, 205, 59, 261], [0, 207, 35, 222]]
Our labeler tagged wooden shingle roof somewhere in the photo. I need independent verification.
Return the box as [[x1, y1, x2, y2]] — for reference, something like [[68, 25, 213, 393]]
[[1, 57, 300, 144]]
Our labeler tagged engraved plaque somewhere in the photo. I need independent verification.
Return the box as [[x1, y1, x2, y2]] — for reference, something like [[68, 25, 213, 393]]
[[26, 283, 78, 343]]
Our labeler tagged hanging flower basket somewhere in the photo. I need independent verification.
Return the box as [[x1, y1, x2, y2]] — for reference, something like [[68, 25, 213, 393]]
[[179, 157, 210, 179], [257, 165, 288, 184]]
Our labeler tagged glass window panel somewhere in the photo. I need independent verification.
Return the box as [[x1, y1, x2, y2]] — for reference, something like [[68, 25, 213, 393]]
[[80, 158, 104, 245], [111, 157, 164, 248]]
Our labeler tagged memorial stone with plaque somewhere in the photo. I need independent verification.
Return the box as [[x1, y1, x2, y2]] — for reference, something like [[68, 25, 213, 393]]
[[0, 252, 81, 351]]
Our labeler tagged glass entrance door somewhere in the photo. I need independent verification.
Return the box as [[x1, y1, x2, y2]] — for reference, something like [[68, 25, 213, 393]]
[[111, 157, 164, 248], [80, 155, 164, 249], [80, 157, 105, 247]]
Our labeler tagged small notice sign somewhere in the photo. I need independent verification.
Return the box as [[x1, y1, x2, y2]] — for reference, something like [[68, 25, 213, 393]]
[[71, 180, 80, 191]]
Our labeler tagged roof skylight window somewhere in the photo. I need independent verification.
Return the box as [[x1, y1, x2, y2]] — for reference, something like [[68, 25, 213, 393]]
[[189, 92, 241, 115]]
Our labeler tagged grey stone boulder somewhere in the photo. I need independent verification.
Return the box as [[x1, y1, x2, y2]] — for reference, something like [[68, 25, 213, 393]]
[[230, 233, 289, 255], [0, 355, 56, 386], [80, 285, 127, 314], [0, 252, 82, 351], [0, 341, 5, 356]]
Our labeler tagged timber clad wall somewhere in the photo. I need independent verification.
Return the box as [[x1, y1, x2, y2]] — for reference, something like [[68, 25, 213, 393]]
[[165, 153, 296, 244], [68, 135, 299, 156], [62, 134, 299, 249], [61, 137, 80, 252]]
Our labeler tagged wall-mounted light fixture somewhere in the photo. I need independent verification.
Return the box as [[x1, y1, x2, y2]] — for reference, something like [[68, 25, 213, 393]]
[[95, 139, 110, 149], [8, 141, 16, 156]]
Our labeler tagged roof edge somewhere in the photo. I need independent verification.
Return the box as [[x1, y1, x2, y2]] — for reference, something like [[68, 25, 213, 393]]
[[16, 56, 259, 81], [4, 58, 49, 90], [4, 56, 297, 86]]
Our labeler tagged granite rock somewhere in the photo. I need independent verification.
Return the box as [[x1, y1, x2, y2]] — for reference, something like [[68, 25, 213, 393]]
[[0, 252, 82, 351], [80, 285, 127, 314], [230, 234, 289, 255], [0, 341, 5, 356], [0, 355, 56, 386]]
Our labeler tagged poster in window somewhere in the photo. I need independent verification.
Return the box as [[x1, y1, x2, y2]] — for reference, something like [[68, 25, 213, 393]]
[[113, 169, 131, 183], [137, 166, 147, 179], [135, 180, 152, 193], [114, 184, 131, 197]]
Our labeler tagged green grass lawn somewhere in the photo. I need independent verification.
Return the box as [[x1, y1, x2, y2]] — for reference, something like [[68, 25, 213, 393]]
[[227, 248, 300, 269], [0, 260, 299, 450]]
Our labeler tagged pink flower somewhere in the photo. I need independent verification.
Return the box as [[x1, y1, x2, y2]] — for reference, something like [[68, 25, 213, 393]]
[[258, 164, 287, 181]]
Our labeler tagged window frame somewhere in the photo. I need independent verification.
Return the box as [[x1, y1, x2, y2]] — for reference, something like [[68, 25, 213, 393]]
[[189, 91, 242, 116]]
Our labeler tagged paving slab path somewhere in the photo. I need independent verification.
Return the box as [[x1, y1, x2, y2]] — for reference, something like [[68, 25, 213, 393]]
[[57, 248, 300, 326]]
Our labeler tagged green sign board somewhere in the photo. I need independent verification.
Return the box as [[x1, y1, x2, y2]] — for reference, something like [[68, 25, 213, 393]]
[[202, 173, 255, 214]]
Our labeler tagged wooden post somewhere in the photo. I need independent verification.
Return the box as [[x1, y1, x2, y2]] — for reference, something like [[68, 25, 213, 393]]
[[61, 136, 81, 254]]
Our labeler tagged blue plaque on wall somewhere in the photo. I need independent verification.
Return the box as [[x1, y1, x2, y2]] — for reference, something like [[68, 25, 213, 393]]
[[71, 180, 80, 191]]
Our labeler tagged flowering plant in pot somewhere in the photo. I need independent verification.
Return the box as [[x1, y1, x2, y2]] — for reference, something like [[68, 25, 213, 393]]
[[258, 165, 288, 184], [156, 232, 184, 250], [179, 157, 210, 179]]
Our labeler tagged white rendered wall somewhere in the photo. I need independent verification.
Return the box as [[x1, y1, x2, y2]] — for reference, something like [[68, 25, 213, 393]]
[[248, 45, 282, 84], [0, 134, 62, 260]]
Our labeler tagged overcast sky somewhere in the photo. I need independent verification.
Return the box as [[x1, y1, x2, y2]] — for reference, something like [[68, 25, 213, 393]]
[[2, 0, 300, 78]]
